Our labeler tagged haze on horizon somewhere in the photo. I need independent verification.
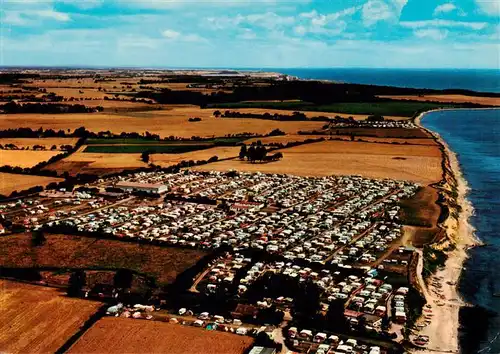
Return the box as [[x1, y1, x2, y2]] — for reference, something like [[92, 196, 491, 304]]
[[1, 0, 499, 69]]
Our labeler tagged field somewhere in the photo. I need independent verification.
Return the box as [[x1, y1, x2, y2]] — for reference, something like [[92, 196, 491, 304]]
[[379, 94, 500, 106], [83, 144, 212, 154], [400, 186, 442, 247], [0, 173, 62, 195], [244, 135, 437, 146], [67, 317, 254, 354], [150, 146, 240, 166], [46, 144, 240, 175], [0, 280, 102, 354], [0, 150, 62, 168], [193, 140, 442, 184], [208, 100, 462, 117], [44, 146, 147, 175], [0, 107, 327, 138], [0, 137, 79, 149], [400, 186, 441, 227], [0, 233, 207, 286], [86, 137, 245, 145]]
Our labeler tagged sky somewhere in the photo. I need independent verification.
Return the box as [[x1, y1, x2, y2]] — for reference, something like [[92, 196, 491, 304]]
[[1, 0, 499, 68]]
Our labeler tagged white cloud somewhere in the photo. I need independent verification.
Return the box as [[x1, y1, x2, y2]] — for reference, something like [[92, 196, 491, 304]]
[[475, 0, 500, 16], [239, 29, 256, 39], [295, 6, 359, 36], [161, 29, 206, 42], [400, 19, 489, 30], [162, 29, 180, 39], [245, 12, 295, 29], [362, 0, 408, 26], [113, 0, 308, 9], [414, 28, 449, 40], [294, 25, 307, 36], [434, 3, 457, 15], [2, 8, 70, 25], [36, 9, 70, 21], [205, 12, 294, 30]]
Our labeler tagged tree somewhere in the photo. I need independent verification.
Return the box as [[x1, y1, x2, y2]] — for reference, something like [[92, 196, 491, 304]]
[[67, 270, 86, 297], [247, 145, 256, 162], [325, 299, 350, 333], [31, 230, 46, 247], [239, 144, 247, 160], [50, 145, 57, 150], [255, 145, 267, 162], [213, 110, 221, 118], [141, 151, 151, 163], [254, 332, 282, 352], [113, 269, 133, 289]]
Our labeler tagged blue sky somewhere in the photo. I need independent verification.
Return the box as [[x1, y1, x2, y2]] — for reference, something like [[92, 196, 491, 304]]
[[1, 0, 499, 68]]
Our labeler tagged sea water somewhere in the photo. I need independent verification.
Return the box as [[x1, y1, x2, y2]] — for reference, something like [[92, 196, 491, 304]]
[[272, 68, 500, 93], [421, 109, 500, 353]]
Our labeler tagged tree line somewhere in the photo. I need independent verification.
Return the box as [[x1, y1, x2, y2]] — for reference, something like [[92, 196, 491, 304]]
[[216, 110, 330, 122], [0, 101, 103, 114]]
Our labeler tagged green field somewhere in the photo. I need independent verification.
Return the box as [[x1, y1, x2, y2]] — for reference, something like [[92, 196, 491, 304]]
[[209, 100, 462, 117], [83, 145, 212, 154], [86, 137, 246, 145]]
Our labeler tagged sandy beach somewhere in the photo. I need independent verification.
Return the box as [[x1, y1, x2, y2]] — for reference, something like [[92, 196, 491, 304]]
[[411, 111, 482, 353]]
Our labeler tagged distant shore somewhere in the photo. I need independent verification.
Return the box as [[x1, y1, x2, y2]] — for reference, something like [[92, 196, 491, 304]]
[[413, 109, 482, 353]]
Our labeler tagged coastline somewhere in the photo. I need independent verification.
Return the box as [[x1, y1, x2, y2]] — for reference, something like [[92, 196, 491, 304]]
[[412, 110, 482, 353]]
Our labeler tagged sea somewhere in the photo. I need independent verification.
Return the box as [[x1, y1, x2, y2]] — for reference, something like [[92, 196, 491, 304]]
[[421, 109, 500, 354], [270, 68, 500, 93]]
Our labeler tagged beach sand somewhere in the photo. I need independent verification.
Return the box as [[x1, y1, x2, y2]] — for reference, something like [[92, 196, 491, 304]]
[[411, 112, 481, 353]]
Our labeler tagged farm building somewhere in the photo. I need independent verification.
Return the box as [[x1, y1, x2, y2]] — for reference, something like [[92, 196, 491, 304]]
[[114, 181, 168, 194]]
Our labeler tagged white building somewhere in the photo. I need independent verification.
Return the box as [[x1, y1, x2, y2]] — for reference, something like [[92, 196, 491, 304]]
[[114, 181, 168, 194]]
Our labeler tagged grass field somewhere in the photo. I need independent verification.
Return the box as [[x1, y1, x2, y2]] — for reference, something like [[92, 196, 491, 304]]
[[399, 186, 442, 247], [0, 173, 62, 195], [329, 127, 431, 139], [68, 317, 254, 354], [0, 233, 207, 286], [0, 280, 102, 354], [193, 140, 442, 184], [86, 137, 246, 145], [209, 100, 462, 117], [400, 186, 441, 228], [379, 94, 500, 106], [0, 150, 62, 168], [83, 144, 212, 154], [244, 135, 437, 146]]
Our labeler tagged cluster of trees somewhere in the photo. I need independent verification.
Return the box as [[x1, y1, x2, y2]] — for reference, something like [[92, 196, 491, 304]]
[[0, 143, 72, 151], [0, 101, 103, 114], [244, 272, 350, 332], [239, 143, 284, 163], [188, 117, 202, 122], [239, 143, 265, 162], [217, 110, 332, 122]]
